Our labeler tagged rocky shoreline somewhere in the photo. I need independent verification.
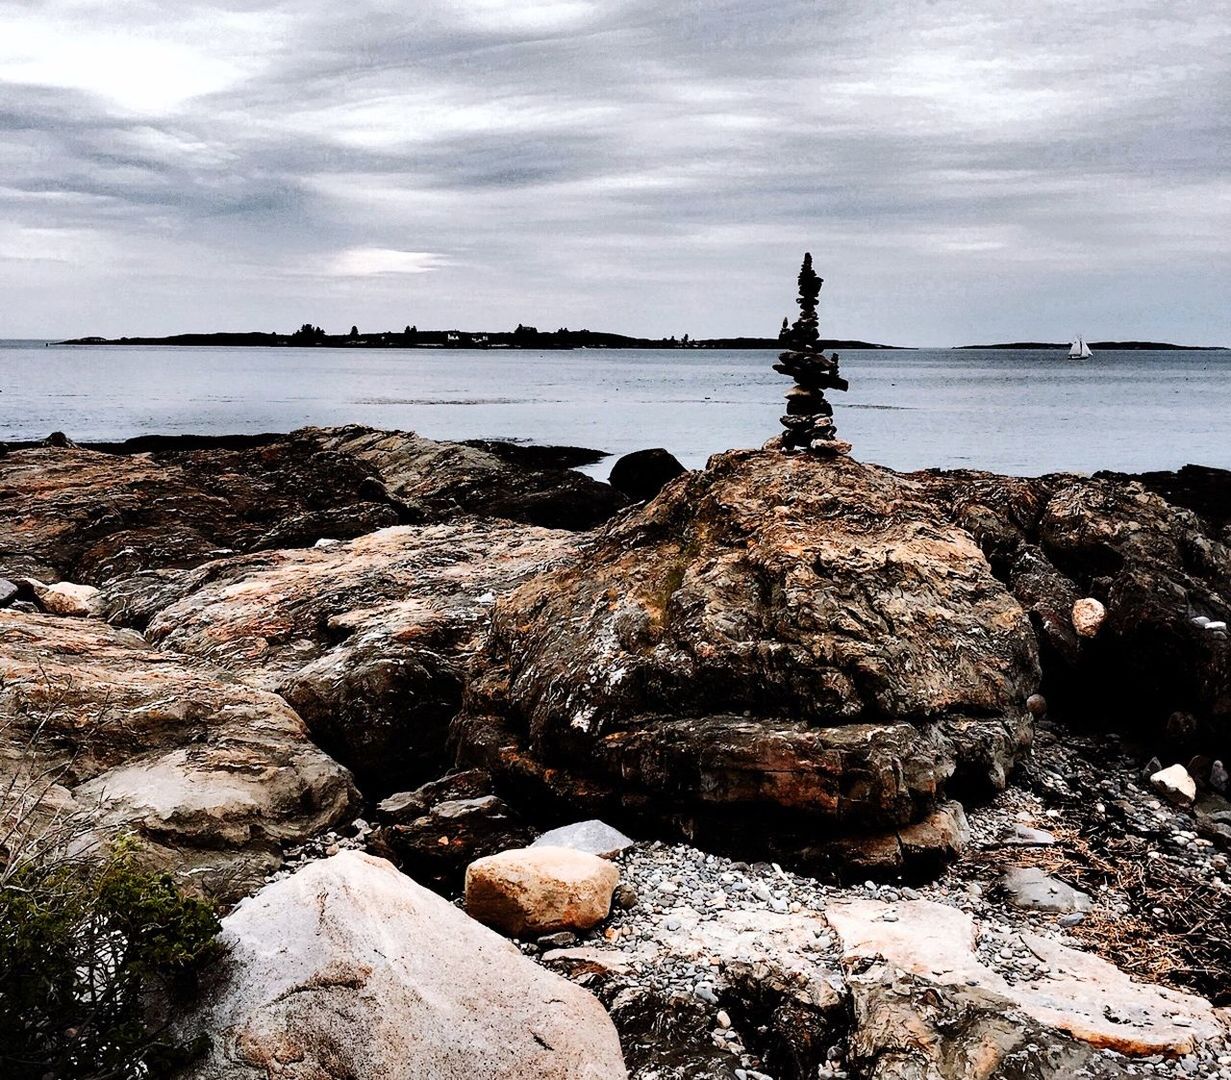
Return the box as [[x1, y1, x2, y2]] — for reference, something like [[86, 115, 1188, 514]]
[[2, 425, 1229, 1078]]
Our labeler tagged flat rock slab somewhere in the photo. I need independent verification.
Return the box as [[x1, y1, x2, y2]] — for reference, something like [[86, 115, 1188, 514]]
[[1002, 866, 1091, 913], [178, 851, 627, 1080], [0, 610, 356, 897], [532, 820, 636, 860], [826, 898, 1225, 1057], [466, 846, 620, 937]]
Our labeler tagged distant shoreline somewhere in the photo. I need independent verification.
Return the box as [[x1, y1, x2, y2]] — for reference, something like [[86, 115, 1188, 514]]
[[955, 340, 1227, 351], [56, 330, 907, 351]]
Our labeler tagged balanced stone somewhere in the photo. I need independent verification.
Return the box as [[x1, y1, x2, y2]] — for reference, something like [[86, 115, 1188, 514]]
[[773, 253, 849, 453]]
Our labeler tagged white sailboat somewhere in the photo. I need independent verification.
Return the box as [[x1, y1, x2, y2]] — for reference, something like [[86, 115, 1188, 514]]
[[1068, 336, 1092, 359]]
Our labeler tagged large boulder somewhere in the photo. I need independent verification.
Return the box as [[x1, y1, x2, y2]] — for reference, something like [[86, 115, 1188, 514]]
[[0, 611, 356, 898], [455, 450, 1039, 875], [317, 425, 629, 529], [608, 448, 686, 503], [102, 523, 575, 791], [917, 467, 1231, 754], [176, 851, 627, 1080]]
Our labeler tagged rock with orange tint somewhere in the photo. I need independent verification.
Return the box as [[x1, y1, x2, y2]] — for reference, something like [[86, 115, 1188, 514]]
[[827, 898, 1225, 1071], [465, 846, 620, 936], [0, 610, 356, 899], [1071, 596, 1107, 638], [455, 449, 1039, 875]]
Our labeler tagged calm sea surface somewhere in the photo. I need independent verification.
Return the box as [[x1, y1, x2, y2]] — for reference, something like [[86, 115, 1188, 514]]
[[1, 341, 1228, 477]]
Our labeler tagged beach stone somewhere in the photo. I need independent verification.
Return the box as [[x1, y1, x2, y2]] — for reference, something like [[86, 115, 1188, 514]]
[[1005, 823, 1057, 846], [371, 790, 534, 893], [0, 578, 17, 607], [827, 898, 1224, 1060], [34, 580, 100, 617], [176, 851, 627, 1080], [1151, 763, 1197, 806], [465, 846, 620, 937], [608, 448, 686, 503], [532, 820, 636, 860], [1026, 692, 1048, 717], [1001, 866, 1092, 913], [1071, 597, 1106, 638]]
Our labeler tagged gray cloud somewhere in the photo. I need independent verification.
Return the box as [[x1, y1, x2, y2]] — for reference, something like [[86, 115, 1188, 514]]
[[0, 0, 1227, 342]]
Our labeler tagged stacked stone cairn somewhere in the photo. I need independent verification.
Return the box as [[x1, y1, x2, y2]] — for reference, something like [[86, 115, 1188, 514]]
[[774, 252, 851, 454]]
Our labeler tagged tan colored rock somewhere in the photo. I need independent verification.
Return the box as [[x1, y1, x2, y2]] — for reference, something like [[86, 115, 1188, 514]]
[[1071, 596, 1106, 638], [465, 846, 620, 936], [34, 580, 101, 617], [827, 898, 1224, 1058], [0, 610, 356, 897], [1150, 762, 1197, 806], [102, 522, 575, 788], [456, 450, 1038, 873], [178, 851, 627, 1080]]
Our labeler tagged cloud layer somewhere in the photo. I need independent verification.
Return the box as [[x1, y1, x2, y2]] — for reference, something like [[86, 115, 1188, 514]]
[[1, 0, 1228, 343]]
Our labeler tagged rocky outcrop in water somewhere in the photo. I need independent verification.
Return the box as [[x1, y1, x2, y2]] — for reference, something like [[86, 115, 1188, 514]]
[[0, 427, 624, 589], [317, 425, 628, 529], [455, 449, 1039, 876], [0, 611, 356, 898]]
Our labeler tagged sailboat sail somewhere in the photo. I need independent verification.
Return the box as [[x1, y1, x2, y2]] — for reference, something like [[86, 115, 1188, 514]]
[[1069, 337, 1093, 359]]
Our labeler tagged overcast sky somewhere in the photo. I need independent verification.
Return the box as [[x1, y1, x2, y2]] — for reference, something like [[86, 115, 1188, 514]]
[[1, 0, 1227, 344]]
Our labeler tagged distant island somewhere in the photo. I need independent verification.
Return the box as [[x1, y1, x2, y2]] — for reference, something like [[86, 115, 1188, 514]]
[[58, 325, 906, 351], [956, 340, 1227, 351]]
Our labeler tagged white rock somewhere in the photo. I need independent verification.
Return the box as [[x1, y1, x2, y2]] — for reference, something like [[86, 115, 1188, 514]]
[[1150, 763, 1197, 806], [178, 851, 627, 1079], [36, 580, 101, 617], [465, 846, 620, 936], [532, 819, 635, 860], [1071, 597, 1106, 638]]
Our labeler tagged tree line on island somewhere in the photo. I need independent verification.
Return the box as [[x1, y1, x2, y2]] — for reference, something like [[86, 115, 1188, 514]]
[[60, 322, 901, 351]]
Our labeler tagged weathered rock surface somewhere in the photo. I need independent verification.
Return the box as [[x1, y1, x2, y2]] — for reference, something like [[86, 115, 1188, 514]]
[[827, 898, 1225, 1070], [1000, 866, 1092, 913], [0, 610, 356, 897], [532, 820, 636, 860], [466, 846, 620, 936], [456, 449, 1039, 873], [30, 579, 101, 617], [0, 433, 403, 584], [607, 448, 687, 503], [103, 523, 575, 789], [917, 467, 1231, 753], [178, 851, 627, 1080], [317, 425, 629, 529], [370, 770, 534, 891]]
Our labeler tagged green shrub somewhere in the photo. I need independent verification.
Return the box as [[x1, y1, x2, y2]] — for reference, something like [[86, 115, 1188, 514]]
[[0, 836, 222, 1079]]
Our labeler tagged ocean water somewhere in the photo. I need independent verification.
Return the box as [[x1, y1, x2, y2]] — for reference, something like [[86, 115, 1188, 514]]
[[1, 341, 1228, 477]]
